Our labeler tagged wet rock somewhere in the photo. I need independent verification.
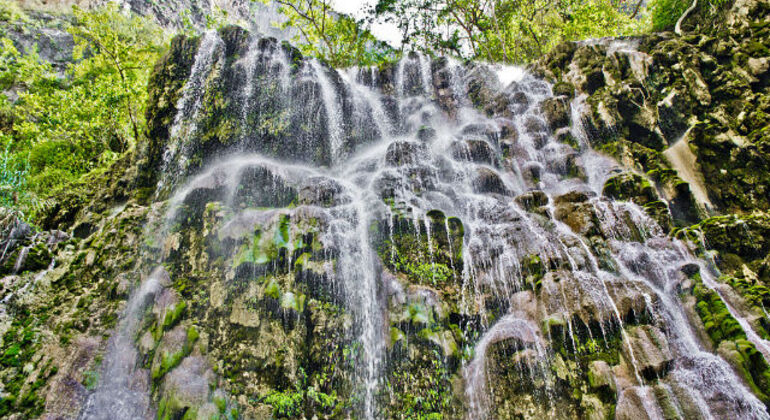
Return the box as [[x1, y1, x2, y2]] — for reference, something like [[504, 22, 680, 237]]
[[473, 168, 509, 195], [680, 262, 700, 277], [602, 172, 658, 205], [417, 125, 437, 142], [748, 57, 770, 76], [521, 162, 543, 186], [72, 222, 96, 239], [385, 141, 425, 166], [554, 128, 579, 149], [233, 165, 297, 209], [555, 190, 595, 204], [553, 191, 600, 236], [616, 387, 658, 420], [624, 325, 673, 380], [514, 190, 549, 214], [541, 97, 570, 131], [44, 336, 100, 418], [498, 119, 519, 142], [584, 69, 605, 94], [451, 139, 498, 165], [588, 360, 616, 391], [510, 90, 530, 113], [298, 177, 348, 207], [580, 394, 608, 420], [524, 116, 548, 135], [160, 356, 216, 417], [552, 81, 575, 98], [531, 133, 549, 149]]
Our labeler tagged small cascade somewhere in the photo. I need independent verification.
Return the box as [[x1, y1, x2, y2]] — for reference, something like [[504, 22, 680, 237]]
[[80, 268, 167, 419], [169, 30, 224, 139], [239, 36, 292, 140], [158, 30, 224, 193], [695, 255, 770, 360], [464, 316, 550, 418], [418, 52, 433, 97], [339, 68, 392, 140], [311, 60, 345, 160]]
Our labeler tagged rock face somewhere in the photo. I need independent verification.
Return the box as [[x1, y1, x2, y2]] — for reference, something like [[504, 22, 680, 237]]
[[532, 0, 770, 218], [3, 1, 770, 420]]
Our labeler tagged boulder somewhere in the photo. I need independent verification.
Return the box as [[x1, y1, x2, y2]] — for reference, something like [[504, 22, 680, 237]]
[[473, 168, 509, 195], [451, 139, 498, 165], [587, 360, 616, 391], [602, 172, 658, 206], [747, 57, 770, 76], [541, 97, 570, 131], [385, 141, 425, 166], [616, 387, 659, 420], [298, 177, 348, 207], [514, 190, 549, 213], [624, 325, 673, 380]]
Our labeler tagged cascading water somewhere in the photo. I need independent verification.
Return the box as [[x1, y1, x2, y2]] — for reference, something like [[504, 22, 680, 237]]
[[80, 268, 167, 419], [86, 28, 770, 419]]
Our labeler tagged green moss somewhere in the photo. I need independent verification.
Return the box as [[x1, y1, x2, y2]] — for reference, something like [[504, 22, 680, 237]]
[[0, 320, 46, 417], [279, 291, 306, 312], [152, 325, 199, 381], [602, 172, 657, 206], [261, 367, 343, 418], [377, 212, 463, 292], [83, 370, 99, 390], [163, 301, 187, 330], [384, 347, 452, 419], [688, 274, 770, 403], [693, 284, 745, 343], [390, 326, 406, 347], [265, 278, 281, 300]]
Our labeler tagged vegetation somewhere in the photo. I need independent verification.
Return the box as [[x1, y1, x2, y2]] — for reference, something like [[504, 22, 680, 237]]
[[649, 0, 729, 31], [0, 2, 164, 221], [270, 0, 397, 67], [371, 0, 650, 63], [268, 0, 730, 65]]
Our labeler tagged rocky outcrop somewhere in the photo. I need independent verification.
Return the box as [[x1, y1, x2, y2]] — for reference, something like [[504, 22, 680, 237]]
[[532, 0, 770, 218]]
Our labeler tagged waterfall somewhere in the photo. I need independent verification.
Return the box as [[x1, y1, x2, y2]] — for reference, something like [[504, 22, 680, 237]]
[[311, 60, 345, 160], [158, 30, 225, 193], [80, 268, 167, 420], [93, 30, 770, 419], [464, 316, 549, 417]]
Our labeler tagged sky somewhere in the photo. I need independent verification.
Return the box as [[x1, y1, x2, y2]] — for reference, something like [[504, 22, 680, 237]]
[[330, 0, 402, 46]]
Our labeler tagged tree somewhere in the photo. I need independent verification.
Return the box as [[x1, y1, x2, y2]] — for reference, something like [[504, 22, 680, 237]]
[[272, 0, 396, 67], [68, 4, 163, 147], [373, 0, 649, 64], [0, 4, 165, 218]]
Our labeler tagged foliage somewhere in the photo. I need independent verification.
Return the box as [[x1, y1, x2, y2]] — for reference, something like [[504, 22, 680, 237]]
[[372, 0, 649, 64], [0, 0, 27, 26], [262, 367, 341, 418], [0, 4, 164, 220], [649, 0, 689, 31], [649, 0, 728, 32], [403, 261, 453, 286], [269, 0, 397, 67]]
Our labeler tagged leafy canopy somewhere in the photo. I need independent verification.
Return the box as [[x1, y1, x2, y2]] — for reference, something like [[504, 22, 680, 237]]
[[372, 0, 649, 64], [0, 3, 165, 219], [269, 0, 397, 67]]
